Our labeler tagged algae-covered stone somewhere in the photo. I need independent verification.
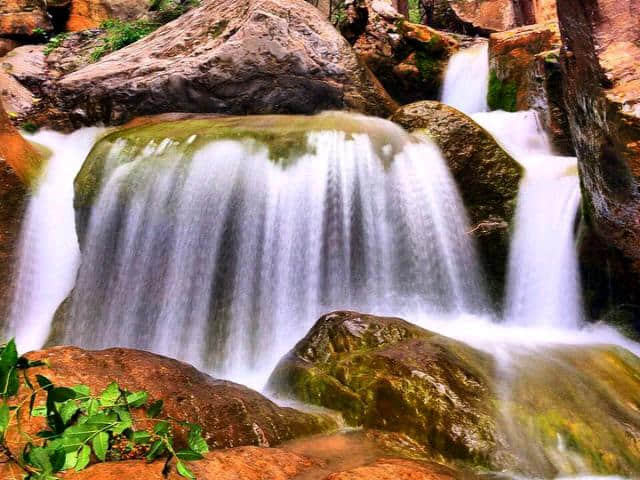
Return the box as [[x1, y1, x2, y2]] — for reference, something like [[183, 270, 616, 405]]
[[390, 101, 522, 304], [267, 311, 499, 468]]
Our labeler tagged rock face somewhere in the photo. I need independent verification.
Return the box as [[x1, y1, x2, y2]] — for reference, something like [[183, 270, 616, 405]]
[[51, 0, 396, 127], [325, 458, 460, 480], [0, 0, 52, 37], [425, 0, 518, 35], [66, 0, 150, 31], [0, 100, 41, 321], [17, 347, 335, 450], [557, 0, 640, 326], [340, 0, 459, 104], [268, 311, 499, 468], [390, 101, 522, 303], [489, 22, 571, 153]]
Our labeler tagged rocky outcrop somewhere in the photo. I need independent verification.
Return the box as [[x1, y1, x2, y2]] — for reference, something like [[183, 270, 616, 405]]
[[268, 311, 499, 469], [390, 101, 522, 303], [11, 346, 335, 451], [46, 0, 396, 127], [557, 0, 640, 327], [340, 0, 459, 104], [489, 22, 572, 153], [66, 0, 150, 31], [0, 99, 41, 320], [425, 0, 519, 35], [0, 0, 52, 37]]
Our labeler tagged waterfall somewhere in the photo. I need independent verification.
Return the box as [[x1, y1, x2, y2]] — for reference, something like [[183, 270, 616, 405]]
[[50, 114, 486, 382], [440, 42, 489, 115], [471, 111, 583, 328], [7, 129, 103, 352]]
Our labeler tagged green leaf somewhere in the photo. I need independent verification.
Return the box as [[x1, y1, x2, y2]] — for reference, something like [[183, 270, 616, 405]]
[[86, 398, 99, 416], [100, 382, 121, 406], [51, 387, 76, 403], [187, 425, 208, 455], [49, 445, 66, 472], [71, 385, 91, 397], [63, 450, 78, 470], [131, 430, 151, 444], [154, 420, 170, 436], [92, 431, 109, 461], [175, 449, 203, 461], [0, 402, 10, 434], [27, 446, 53, 473], [60, 401, 79, 425], [32, 405, 47, 417], [0, 339, 19, 397], [36, 375, 53, 391], [147, 399, 163, 418], [146, 439, 165, 461], [176, 460, 196, 479], [126, 390, 148, 408], [75, 444, 91, 471]]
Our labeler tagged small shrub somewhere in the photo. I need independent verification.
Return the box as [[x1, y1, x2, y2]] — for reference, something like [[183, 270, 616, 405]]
[[43, 33, 69, 56], [90, 19, 160, 62], [487, 70, 518, 112]]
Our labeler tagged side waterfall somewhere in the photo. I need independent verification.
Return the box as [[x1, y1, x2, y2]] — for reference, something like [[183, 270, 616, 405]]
[[53, 114, 486, 381], [7, 129, 103, 352], [441, 42, 489, 115]]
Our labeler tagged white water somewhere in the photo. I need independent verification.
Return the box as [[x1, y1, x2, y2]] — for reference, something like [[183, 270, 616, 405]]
[[471, 111, 583, 329], [7, 129, 103, 352], [51, 117, 485, 382], [441, 42, 490, 114]]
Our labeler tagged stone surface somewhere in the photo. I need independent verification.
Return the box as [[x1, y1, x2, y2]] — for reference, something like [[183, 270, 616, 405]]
[[51, 0, 396, 128], [557, 0, 640, 327], [268, 311, 499, 468], [390, 101, 522, 303], [325, 458, 461, 480], [0, 38, 20, 56], [66, 0, 150, 31], [0, 0, 52, 37], [9, 346, 335, 454], [340, 0, 459, 104], [425, 0, 518, 35], [489, 22, 571, 153]]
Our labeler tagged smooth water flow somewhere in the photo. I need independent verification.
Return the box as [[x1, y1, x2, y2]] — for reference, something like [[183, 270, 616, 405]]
[[52, 115, 485, 381], [472, 111, 583, 328], [441, 42, 490, 114], [7, 129, 102, 352]]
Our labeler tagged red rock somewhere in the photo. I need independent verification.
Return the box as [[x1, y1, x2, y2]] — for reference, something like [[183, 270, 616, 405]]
[[66, 0, 150, 31], [0, 0, 52, 37], [324, 458, 461, 480]]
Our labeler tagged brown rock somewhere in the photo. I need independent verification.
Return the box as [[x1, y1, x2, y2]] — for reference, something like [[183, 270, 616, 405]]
[[341, 0, 459, 104], [324, 458, 461, 480], [425, 0, 518, 35], [0, 0, 52, 37], [488, 22, 571, 153], [557, 0, 640, 327], [52, 0, 396, 127], [66, 0, 150, 31], [0, 37, 20, 56], [531, 0, 557, 22], [390, 101, 522, 303], [19, 347, 334, 448]]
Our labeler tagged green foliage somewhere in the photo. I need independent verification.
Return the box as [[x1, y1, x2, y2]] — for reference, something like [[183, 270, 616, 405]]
[[414, 50, 442, 81], [330, 0, 347, 26], [0, 339, 208, 479], [408, 0, 421, 23], [43, 33, 69, 56], [32, 27, 47, 39], [487, 70, 518, 112], [91, 19, 160, 62]]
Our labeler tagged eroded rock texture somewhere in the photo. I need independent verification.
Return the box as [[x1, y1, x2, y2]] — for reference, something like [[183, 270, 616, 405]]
[[557, 0, 640, 326]]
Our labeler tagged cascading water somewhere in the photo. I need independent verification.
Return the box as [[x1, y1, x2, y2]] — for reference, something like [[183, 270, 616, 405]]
[[440, 42, 490, 115], [51, 113, 486, 382], [6, 128, 103, 352]]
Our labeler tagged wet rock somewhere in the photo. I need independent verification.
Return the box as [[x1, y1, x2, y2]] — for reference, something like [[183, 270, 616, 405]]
[[340, 0, 459, 104], [0, 99, 41, 320], [557, 0, 640, 330], [0, 0, 52, 37], [66, 0, 150, 31], [267, 311, 499, 468], [489, 22, 572, 154], [0, 446, 315, 479], [390, 101, 522, 304], [11, 346, 336, 452], [50, 0, 396, 128], [324, 458, 463, 480]]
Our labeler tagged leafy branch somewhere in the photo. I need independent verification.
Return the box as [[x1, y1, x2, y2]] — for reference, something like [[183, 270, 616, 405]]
[[0, 339, 208, 479]]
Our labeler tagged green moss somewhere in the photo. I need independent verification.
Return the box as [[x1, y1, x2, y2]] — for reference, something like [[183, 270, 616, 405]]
[[488, 70, 518, 112], [408, 0, 422, 23], [415, 50, 442, 81], [21, 121, 39, 134], [91, 19, 160, 62], [209, 20, 228, 39], [43, 32, 69, 56]]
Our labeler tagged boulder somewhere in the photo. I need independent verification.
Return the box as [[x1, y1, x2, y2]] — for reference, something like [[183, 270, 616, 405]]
[[66, 0, 150, 31], [267, 311, 499, 469], [0, 0, 52, 37], [8, 346, 336, 455], [557, 0, 640, 329], [340, 0, 460, 104], [424, 0, 519, 35], [325, 458, 461, 480], [390, 101, 522, 303], [0, 446, 315, 479], [531, 0, 557, 22], [0, 38, 20, 56], [268, 310, 640, 476], [50, 0, 396, 128], [488, 22, 572, 153], [0, 99, 41, 320]]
